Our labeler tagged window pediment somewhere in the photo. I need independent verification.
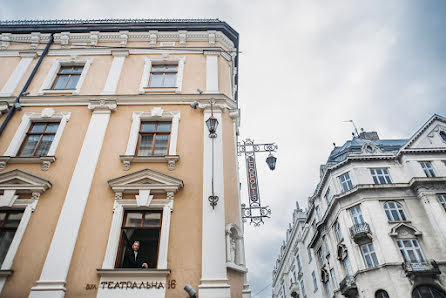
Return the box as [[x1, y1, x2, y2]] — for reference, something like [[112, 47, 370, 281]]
[[0, 169, 52, 193], [389, 222, 422, 238]]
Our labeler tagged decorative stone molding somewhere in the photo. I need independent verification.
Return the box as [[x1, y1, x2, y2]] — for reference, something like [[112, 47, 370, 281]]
[[149, 30, 158, 47], [337, 243, 348, 261], [0, 33, 11, 50], [389, 222, 422, 238], [139, 56, 186, 94], [0, 101, 9, 115], [119, 31, 129, 46], [225, 223, 247, 273], [59, 32, 70, 47], [88, 99, 117, 112], [208, 30, 216, 46], [30, 32, 40, 49], [90, 31, 99, 46], [0, 156, 56, 172], [178, 30, 187, 46]]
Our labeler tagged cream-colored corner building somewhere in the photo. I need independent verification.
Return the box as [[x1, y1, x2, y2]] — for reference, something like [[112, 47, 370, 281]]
[[273, 115, 446, 298], [0, 19, 251, 298]]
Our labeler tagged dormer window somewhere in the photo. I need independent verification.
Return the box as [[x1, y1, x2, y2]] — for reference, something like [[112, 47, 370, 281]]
[[440, 131, 446, 142]]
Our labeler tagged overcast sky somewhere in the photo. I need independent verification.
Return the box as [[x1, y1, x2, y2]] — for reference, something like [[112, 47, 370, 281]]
[[2, 1, 446, 297]]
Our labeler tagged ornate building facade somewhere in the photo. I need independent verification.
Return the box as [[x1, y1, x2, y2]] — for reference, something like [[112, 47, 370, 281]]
[[273, 115, 446, 298], [0, 19, 250, 298]]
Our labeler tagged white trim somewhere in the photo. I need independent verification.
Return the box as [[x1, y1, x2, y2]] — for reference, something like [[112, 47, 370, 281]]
[[139, 56, 185, 94], [38, 57, 93, 95], [101, 51, 128, 95], [205, 53, 219, 93], [122, 108, 181, 171], [3, 108, 71, 158], [0, 54, 36, 97], [30, 106, 112, 298]]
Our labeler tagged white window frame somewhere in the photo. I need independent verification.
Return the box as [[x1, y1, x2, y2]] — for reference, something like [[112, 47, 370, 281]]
[[307, 247, 312, 262], [325, 279, 333, 297], [419, 161, 436, 177], [384, 201, 407, 221], [38, 57, 93, 95], [300, 280, 306, 297], [121, 108, 181, 171], [343, 256, 353, 276], [296, 254, 302, 272], [312, 271, 318, 291], [349, 205, 364, 225], [397, 239, 426, 264], [330, 268, 338, 290], [324, 187, 333, 204], [370, 168, 392, 184], [139, 56, 185, 94], [323, 235, 330, 255], [334, 220, 343, 242], [339, 172, 353, 192], [0, 108, 70, 171], [438, 194, 446, 211], [360, 242, 379, 268], [315, 205, 321, 220]]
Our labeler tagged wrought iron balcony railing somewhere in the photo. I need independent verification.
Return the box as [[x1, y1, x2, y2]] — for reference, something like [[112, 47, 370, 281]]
[[349, 222, 372, 244], [339, 276, 358, 297], [403, 260, 441, 278]]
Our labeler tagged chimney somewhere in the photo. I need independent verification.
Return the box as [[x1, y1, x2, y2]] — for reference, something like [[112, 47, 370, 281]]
[[359, 131, 379, 140]]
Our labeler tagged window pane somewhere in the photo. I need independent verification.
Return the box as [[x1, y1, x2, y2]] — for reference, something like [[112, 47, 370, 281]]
[[19, 135, 40, 156], [138, 135, 154, 156], [4, 212, 23, 228], [60, 66, 73, 74], [151, 66, 165, 72], [72, 66, 84, 74], [0, 213, 5, 223], [45, 123, 59, 133], [35, 135, 54, 156], [125, 213, 143, 227], [166, 65, 177, 71], [0, 231, 16, 267], [153, 135, 169, 155], [143, 213, 161, 227], [141, 122, 156, 132], [66, 75, 80, 89], [157, 122, 171, 132], [53, 75, 68, 89], [163, 73, 177, 87], [149, 73, 163, 87], [31, 123, 46, 133]]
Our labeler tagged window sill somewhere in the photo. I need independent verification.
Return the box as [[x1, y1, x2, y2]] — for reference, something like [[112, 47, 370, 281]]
[[97, 268, 170, 278], [40, 89, 78, 95], [388, 220, 411, 224], [0, 156, 56, 171], [226, 262, 248, 273], [0, 270, 13, 277], [120, 155, 179, 171], [141, 87, 178, 94]]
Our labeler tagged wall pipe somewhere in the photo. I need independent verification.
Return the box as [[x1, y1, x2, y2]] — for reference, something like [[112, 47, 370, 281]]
[[0, 33, 53, 137]]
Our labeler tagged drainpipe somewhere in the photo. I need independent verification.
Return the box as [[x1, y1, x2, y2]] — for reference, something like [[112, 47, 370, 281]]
[[0, 33, 54, 136]]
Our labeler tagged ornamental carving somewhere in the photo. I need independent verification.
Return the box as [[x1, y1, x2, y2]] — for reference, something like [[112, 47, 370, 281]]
[[337, 243, 348, 261]]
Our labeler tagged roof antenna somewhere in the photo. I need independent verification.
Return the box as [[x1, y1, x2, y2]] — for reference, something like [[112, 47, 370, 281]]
[[343, 120, 360, 137]]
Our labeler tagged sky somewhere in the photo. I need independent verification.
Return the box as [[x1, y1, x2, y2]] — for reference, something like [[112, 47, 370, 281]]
[[2, 1, 446, 297]]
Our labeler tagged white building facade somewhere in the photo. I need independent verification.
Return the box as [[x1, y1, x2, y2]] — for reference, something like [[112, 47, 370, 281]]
[[273, 114, 446, 298]]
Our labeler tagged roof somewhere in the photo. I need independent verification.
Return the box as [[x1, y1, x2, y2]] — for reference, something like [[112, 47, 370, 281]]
[[327, 137, 407, 164]]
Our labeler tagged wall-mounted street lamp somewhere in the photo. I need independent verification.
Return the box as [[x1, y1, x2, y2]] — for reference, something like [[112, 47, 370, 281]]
[[205, 99, 218, 138]]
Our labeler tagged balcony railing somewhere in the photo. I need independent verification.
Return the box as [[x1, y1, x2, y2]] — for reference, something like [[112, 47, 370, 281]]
[[349, 222, 372, 244], [339, 276, 358, 297], [403, 261, 441, 278]]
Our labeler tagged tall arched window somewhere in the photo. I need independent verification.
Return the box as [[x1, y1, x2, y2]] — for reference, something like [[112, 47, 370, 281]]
[[440, 131, 446, 142], [375, 290, 390, 298], [412, 285, 446, 298], [384, 201, 407, 221]]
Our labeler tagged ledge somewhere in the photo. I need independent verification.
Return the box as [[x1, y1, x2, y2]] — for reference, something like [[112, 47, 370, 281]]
[[97, 268, 171, 278], [0, 156, 56, 171], [40, 89, 77, 95], [0, 270, 13, 277], [141, 87, 178, 94], [226, 262, 248, 273], [120, 155, 179, 171]]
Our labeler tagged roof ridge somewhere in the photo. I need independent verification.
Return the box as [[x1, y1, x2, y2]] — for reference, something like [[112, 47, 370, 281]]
[[0, 18, 222, 26]]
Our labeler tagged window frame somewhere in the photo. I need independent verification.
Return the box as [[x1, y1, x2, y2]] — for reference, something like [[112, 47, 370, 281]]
[[136, 121, 172, 157], [324, 187, 333, 205], [312, 271, 318, 291], [419, 161, 436, 177], [334, 220, 343, 242], [360, 242, 379, 269], [349, 205, 364, 225], [330, 268, 338, 290], [0, 210, 24, 268], [338, 172, 354, 192], [51, 65, 83, 90], [17, 122, 60, 157], [370, 168, 392, 184], [149, 64, 178, 88], [397, 239, 426, 264], [383, 201, 407, 222], [438, 194, 446, 211], [139, 56, 185, 94]]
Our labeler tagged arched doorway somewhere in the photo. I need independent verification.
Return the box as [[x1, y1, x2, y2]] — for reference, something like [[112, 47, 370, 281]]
[[412, 285, 446, 298]]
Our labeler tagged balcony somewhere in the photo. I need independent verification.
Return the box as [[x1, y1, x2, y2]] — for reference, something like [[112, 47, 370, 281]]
[[403, 260, 441, 279], [339, 276, 358, 297], [290, 281, 300, 298], [349, 222, 372, 244]]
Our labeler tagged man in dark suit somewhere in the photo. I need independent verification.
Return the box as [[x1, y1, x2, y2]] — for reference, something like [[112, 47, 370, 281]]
[[123, 240, 149, 268]]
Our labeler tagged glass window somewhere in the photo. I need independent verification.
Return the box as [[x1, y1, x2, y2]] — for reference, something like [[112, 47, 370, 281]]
[[339, 172, 354, 192], [376, 290, 390, 298], [149, 64, 177, 88], [0, 210, 24, 267], [137, 121, 171, 156], [52, 65, 83, 89], [116, 210, 162, 268], [420, 161, 436, 177], [360, 242, 379, 268], [307, 247, 312, 262], [370, 168, 392, 184], [343, 256, 353, 277], [323, 235, 330, 255], [349, 205, 364, 225], [412, 285, 446, 298], [315, 205, 321, 220], [18, 122, 59, 157], [300, 280, 306, 297], [325, 279, 333, 297], [397, 239, 426, 264], [438, 194, 446, 211], [334, 220, 343, 242], [324, 187, 333, 204], [312, 271, 318, 291], [293, 271, 297, 282], [317, 248, 325, 265], [296, 254, 302, 272], [330, 268, 338, 290], [384, 201, 407, 221], [440, 131, 446, 142]]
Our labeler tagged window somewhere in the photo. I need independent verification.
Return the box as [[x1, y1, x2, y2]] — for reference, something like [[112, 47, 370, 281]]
[[300, 280, 306, 297], [339, 172, 353, 192], [420, 161, 436, 177], [293, 271, 297, 282], [317, 247, 325, 265], [397, 239, 426, 264], [440, 131, 446, 142], [18, 122, 59, 157], [312, 220, 317, 232], [0, 210, 24, 267], [149, 65, 177, 88], [375, 290, 390, 298], [51, 66, 83, 89], [334, 220, 343, 242], [307, 247, 312, 262], [137, 121, 171, 156], [324, 187, 333, 204], [312, 271, 318, 291], [360, 243, 379, 268], [330, 268, 338, 290], [343, 256, 353, 277], [116, 211, 162, 269], [384, 201, 407, 221], [296, 254, 302, 272], [349, 205, 364, 225], [438, 194, 446, 211], [323, 235, 330, 255], [315, 205, 322, 220], [412, 285, 446, 298], [325, 280, 333, 297], [370, 168, 392, 184]]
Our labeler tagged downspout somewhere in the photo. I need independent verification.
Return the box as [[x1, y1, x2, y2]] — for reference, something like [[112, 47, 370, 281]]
[[0, 33, 54, 136]]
